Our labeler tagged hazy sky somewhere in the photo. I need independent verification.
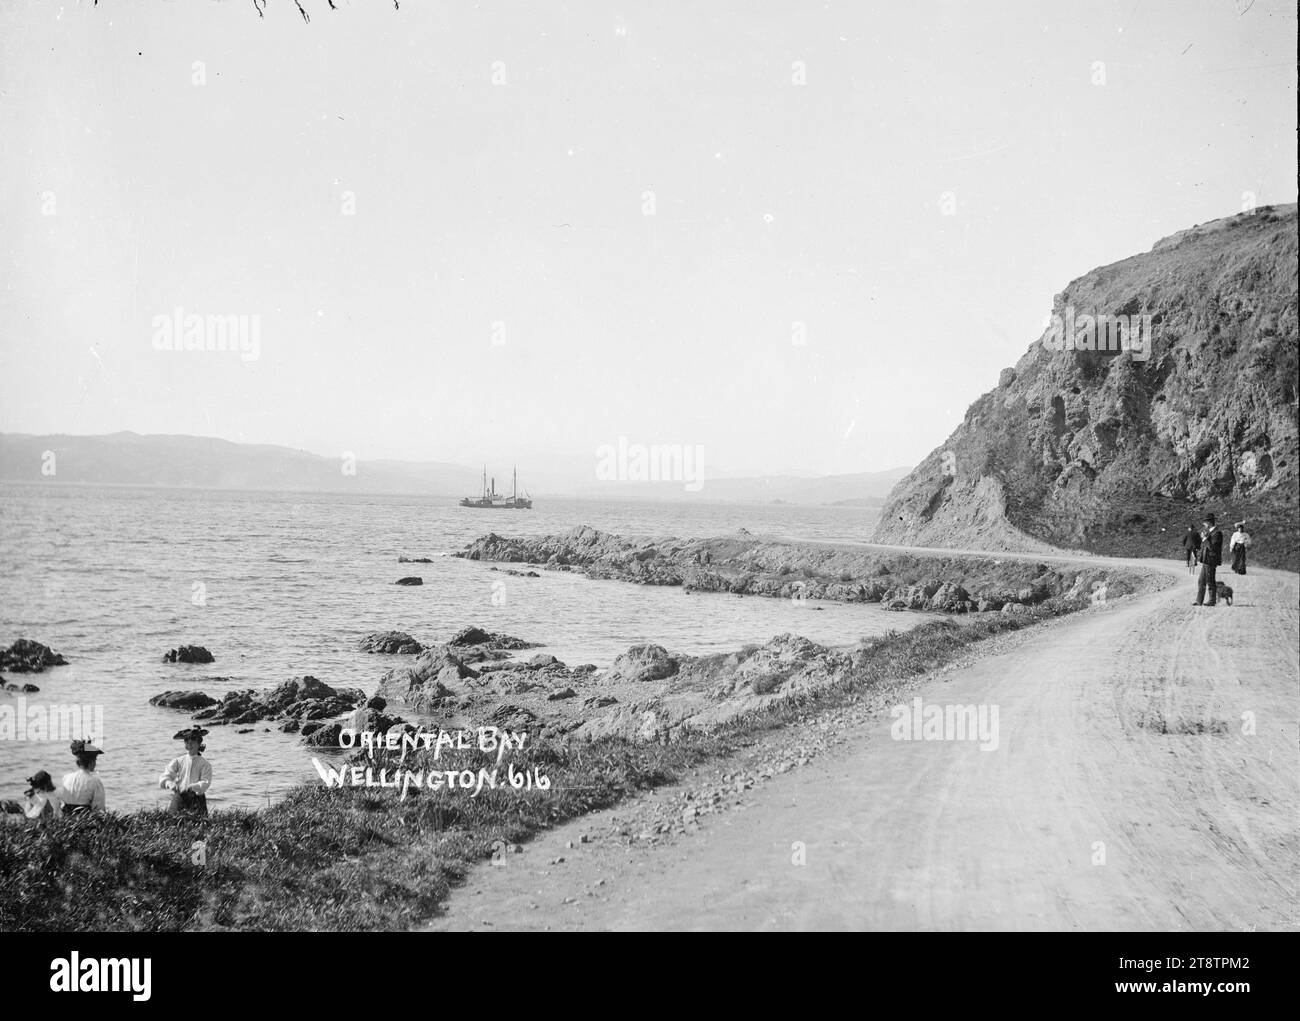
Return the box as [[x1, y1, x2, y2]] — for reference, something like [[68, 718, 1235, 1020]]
[[1, 0, 1295, 481]]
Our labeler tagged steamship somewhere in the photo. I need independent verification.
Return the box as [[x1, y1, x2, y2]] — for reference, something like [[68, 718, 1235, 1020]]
[[459, 467, 533, 509]]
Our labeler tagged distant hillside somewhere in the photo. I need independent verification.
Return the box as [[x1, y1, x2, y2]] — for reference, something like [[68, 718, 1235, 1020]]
[[0, 432, 909, 507], [571, 467, 910, 505], [0, 432, 482, 496], [875, 204, 1299, 570]]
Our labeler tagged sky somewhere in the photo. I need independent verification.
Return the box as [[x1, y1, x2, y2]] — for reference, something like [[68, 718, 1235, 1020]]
[[0, 0, 1295, 484]]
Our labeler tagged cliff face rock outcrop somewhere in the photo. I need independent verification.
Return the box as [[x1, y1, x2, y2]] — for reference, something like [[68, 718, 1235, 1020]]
[[875, 205, 1299, 568]]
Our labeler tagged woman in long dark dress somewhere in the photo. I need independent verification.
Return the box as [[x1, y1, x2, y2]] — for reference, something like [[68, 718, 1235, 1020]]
[[1228, 520, 1250, 606], [1230, 521, 1250, 574]]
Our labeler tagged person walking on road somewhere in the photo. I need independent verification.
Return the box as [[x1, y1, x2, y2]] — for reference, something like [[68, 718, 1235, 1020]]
[[1181, 525, 1200, 573], [1230, 520, 1251, 574], [1193, 513, 1224, 606], [1229, 520, 1251, 604]]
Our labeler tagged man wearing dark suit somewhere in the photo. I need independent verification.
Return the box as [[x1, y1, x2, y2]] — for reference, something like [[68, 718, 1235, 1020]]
[[1194, 513, 1224, 606], [1180, 525, 1200, 571]]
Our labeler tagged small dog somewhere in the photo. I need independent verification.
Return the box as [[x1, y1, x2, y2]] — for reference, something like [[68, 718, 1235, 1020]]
[[1214, 581, 1234, 606]]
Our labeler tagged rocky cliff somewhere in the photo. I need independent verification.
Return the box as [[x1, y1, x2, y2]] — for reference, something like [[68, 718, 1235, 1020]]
[[875, 204, 1299, 569]]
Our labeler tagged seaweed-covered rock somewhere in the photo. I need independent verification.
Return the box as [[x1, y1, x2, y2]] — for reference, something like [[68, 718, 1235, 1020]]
[[188, 675, 364, 727], [149, 690, 219, 711], [446, 626, 541, 650], [162, 645, 214, 664], [358, 631, 423, 655], [1, 639, 68, 673]]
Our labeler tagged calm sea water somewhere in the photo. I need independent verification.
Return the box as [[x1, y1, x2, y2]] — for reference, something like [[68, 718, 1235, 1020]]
[[0, 484, 931, 811]]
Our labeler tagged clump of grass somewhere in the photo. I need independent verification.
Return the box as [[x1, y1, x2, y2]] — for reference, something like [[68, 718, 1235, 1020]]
[[750, 674, 782, 695], [0, 595, 1089, 932]]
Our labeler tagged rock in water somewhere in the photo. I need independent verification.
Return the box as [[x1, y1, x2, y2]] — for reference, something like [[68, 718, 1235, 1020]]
[[162, 645, 214, 664], [149, 690, 219, 710], [395, 577, 424, 586], [446, 626, 541, 650], [0, 639, 68, 673], [178, 675, 365, 727], [358, 631, 424, 655]]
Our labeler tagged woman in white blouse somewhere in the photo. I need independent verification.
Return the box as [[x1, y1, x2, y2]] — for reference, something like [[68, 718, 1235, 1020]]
[[160, 727, 213, 815], [61, 740, 106, 814], [1229, 520, 1251, 603]]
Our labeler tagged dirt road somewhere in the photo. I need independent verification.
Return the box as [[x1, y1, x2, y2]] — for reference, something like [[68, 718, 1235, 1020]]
[[426, 553, 1300, 931]]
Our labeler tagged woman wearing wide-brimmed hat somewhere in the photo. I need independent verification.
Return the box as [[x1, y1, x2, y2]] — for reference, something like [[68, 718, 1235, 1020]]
[[1230, 520, 1251, 575], [1229, 520, 1251, 604], [60, 740, 106, 814], [1, 770, 64, 823], [159, 727, 212, 815]]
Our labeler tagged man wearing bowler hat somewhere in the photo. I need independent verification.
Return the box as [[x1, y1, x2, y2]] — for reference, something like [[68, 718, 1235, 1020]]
[[160, 727, 213, 815], [1194, 512, 1224, 606]]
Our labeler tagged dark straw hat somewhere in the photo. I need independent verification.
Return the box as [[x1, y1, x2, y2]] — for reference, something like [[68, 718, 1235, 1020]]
[[69, 739, 104, 757], [173, 727, 210, 741]]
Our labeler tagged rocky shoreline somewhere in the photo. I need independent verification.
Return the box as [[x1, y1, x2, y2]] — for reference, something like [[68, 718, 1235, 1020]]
[[12, 529, 1157, 776], [4, 545, 1167, 933], [456, 525, 1137, 613], [142, 528, 1158, 754]]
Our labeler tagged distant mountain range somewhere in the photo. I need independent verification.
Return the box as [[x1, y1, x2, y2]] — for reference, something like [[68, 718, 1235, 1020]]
[[565, 468, 910, 505], [0, 432, 483, 496], [0, 432, 911, 505]]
